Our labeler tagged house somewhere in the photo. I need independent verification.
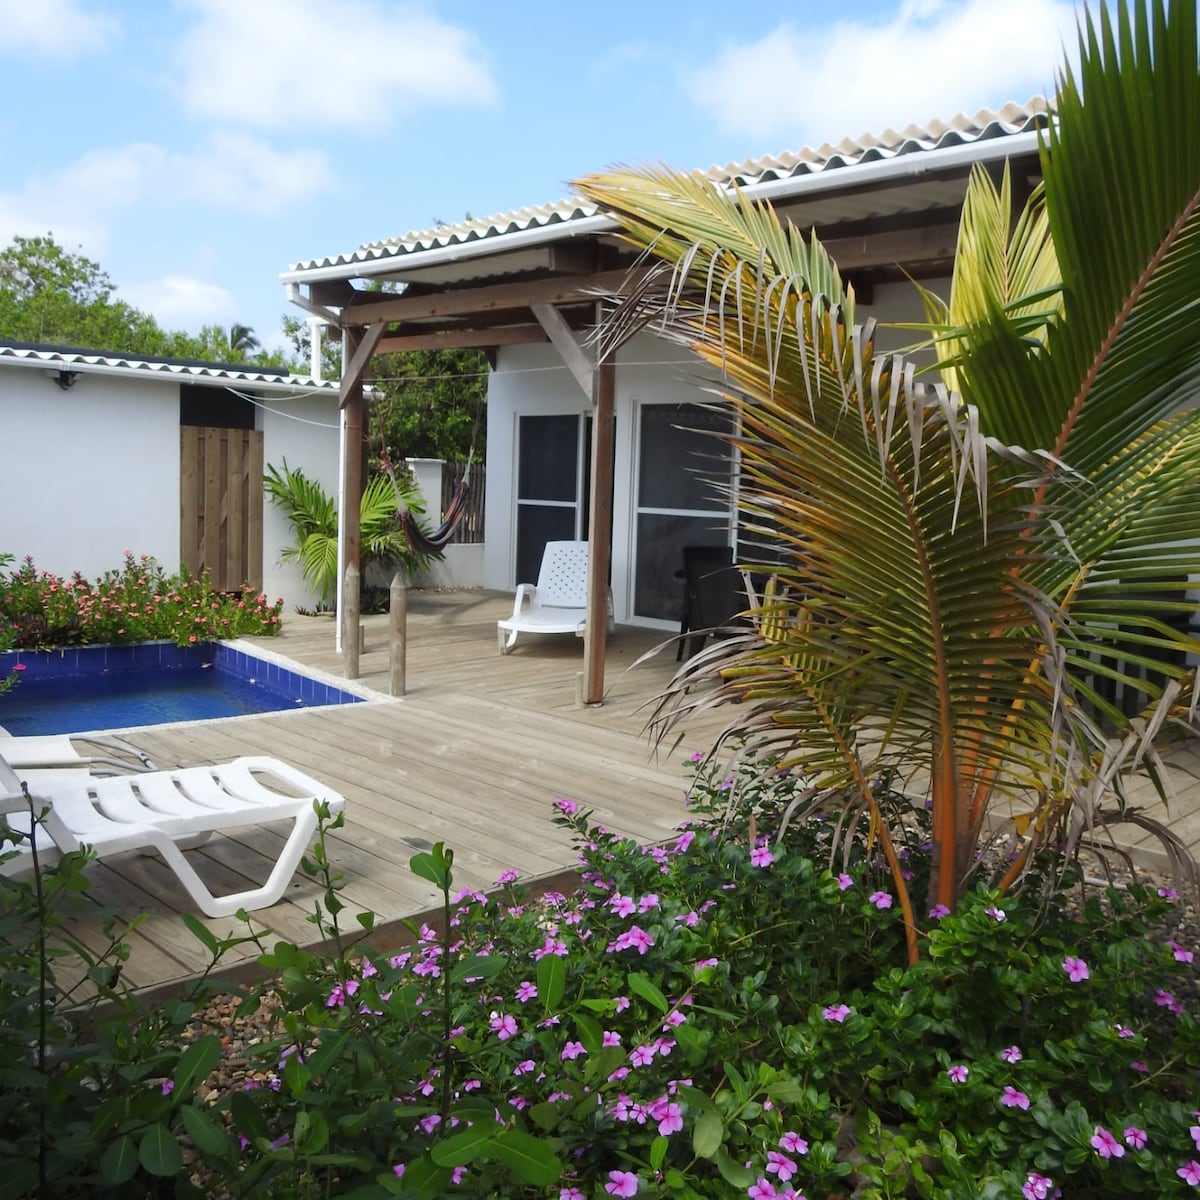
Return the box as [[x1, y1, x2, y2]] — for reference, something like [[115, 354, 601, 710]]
[[0, 341, 340, 610], [281, 100, 1047, 700]]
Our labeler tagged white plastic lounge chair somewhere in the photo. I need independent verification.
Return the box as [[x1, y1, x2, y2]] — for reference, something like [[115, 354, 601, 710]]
[[497, 540, 613, 653], [0, 732, 155, 774], [0, 754, 346, 918]]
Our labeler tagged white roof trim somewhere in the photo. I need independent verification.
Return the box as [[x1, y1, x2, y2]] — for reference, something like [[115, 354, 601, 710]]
[[283, 100, 1048, 285], [0, 345, 337, 395]]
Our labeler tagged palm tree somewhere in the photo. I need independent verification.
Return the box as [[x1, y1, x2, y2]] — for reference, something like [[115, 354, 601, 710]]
[[229, 323, 260, 356], [574, 0, 1200, 959]]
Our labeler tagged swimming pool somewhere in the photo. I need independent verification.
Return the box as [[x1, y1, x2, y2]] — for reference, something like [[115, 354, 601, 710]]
[[0, 641, 364, 736]]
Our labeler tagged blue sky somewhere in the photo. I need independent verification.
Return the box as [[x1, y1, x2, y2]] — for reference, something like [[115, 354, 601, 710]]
[[0, 0, 1087, 356]]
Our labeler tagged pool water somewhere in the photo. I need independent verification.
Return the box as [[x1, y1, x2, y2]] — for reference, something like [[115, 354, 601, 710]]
[[0, 641, 363, 735]]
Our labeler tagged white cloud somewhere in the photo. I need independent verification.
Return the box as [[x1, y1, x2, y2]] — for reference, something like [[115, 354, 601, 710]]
[[688, 0, 1079, 148], [172, 0, 497, 131], [0, 135, 332, 257], [0, 0, 119, 58], [118, 274, 235, 329]]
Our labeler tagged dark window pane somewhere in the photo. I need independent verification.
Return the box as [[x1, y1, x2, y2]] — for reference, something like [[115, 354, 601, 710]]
[[638, 404, 731, 511], [634, 513, 730, 621], [515, 505, 577, 585], [518, 415, 579, 502], [180, 384, 255, 429]]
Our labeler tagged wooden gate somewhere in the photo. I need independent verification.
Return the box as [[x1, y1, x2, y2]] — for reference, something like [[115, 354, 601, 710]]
[[180, 426, 264, 592]]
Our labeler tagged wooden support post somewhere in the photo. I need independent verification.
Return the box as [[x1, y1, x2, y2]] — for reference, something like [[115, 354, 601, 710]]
[[582, 357, 616, 705], [390, 572, 407, 697], [343, 563, 360, 680], [340, 326, 368, 667]]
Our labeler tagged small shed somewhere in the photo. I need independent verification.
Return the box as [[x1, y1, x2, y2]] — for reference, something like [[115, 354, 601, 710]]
[[0, 341, 340, 610]]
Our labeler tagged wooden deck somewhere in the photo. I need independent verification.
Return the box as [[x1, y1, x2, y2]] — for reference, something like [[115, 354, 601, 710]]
[[52, 591, 715, 995], [34, 588, 1200, 997]]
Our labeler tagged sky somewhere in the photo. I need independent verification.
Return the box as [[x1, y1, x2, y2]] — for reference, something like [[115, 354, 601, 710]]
[[0, 0, 1091, 357]]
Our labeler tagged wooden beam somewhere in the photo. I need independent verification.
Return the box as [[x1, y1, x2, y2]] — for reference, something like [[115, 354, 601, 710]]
[[338, 320, 385, 410], [374, 324, 547, 354], [342, 268, 643, 327], [532, 303, 593, 398], [340, 328, 367, 664], [821, 221, 961, 273], [582, 357, 616, 706]]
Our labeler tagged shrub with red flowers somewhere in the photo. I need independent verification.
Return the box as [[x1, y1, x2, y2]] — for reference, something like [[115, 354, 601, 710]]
[[0, 552, 284, 649]]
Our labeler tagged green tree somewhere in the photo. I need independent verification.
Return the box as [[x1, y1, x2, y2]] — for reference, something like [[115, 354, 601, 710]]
[[575, 0, 1200, 952]]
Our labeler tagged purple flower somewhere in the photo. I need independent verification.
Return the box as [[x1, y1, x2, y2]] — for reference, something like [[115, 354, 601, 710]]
[[1062, 956, 1090, 983], [561, 1041, 586, 1061], [765, 1151, 797, 1181], [1091, 1125, 1125, 1158], [1001, 1086, 1030, 1110], [489, 1012, 518, 1041], [836, 872, 853, 890], [608, 893, 636, 918], [555, 798, 579, 815], [1130, 1061, 1149, 1073], [750, 846, 775, 868], [602, 1030, 622, 1047], [747, 1180, 777, 1200], [515, 981, 538, 1003], [928, 903, 950, 919], [984, 905, 1006, 922], [1022, 1172, 1055, 1200], [947, 1064, 969, 1084], [779, 1131, 808, 1156], [630, 1044, 656, 1068], [393, 1163, 406, 1179], [1000, 1045, 1022, 1063], [1123, 1126, 1148, 1150], [1191, 1125, 1200, 1149], [1158, 886, 1179, 900], [605, 1169, 639, 1196], [1155, 988, 1184, 1016], [1114, 1023, 1134, 1038], [1178, 1161, 1200, 1186], [689, 751, 705, 762], [160, 1079, 174, 1096], [822, 1003, 851, 1023], [869, 890, 893, 910], [1169, 940, 1195, 964], [657, 1101, 683, 1136], [495, 868, 519, 885]]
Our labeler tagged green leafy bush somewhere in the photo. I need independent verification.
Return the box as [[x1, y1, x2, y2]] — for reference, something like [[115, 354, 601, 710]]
[[0, 552, 284, 649], [3, 761, 1198, 1198]]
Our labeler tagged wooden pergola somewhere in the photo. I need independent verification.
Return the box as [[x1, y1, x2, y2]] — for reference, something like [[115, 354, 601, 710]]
[[285, 114, 1044, 705]]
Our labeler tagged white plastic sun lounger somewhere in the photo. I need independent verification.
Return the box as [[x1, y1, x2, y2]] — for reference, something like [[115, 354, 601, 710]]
[[0, 732, 156, 774], [497, 540, 614, 653], [0, 754, 346, 918]]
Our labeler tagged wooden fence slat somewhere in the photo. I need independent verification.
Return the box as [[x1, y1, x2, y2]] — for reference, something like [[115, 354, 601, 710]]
[[179, 427, 201, 575], [440, 462, 485, 543], [226, 431, 246, 588], [246, 431, 264, 592]]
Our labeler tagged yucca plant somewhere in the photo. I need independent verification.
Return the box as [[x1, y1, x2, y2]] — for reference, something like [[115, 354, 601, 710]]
[[264, 461, 436, 608], [575, 0, 1200, 959]]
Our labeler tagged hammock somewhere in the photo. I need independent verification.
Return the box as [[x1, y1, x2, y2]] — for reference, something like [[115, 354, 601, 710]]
[[398, 474, 472, 555]]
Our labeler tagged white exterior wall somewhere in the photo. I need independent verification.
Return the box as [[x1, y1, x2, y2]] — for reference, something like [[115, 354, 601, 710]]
[[483, 276, 950, 628], [0, 368, 180, 578], [258, 392, 341, 610]]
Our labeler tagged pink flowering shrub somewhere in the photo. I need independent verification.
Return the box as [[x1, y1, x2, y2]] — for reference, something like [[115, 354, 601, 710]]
[[3, 764, 1198, 1197], [0, 552, 283, 649]]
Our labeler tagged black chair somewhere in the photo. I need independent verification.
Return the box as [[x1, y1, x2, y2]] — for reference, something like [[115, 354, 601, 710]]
[[676, 545, 733, 660], [678, 549, 742, 661]]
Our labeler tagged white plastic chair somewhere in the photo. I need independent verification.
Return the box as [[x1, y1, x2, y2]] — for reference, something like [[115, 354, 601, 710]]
[[0, 754, 346, 918], [497, 540, 612, 653]]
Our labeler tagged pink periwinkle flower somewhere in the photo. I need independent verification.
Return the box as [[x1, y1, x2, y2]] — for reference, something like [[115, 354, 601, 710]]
[[609, 893, 637, 918], [602, 1030, 622, 1047], [1000, 1045, 1022, 1063], [1091, 1125, 1125, 1158], [515, 981, 537, 1003], [1022, 1172, 1056, 1200], [750, 846, 775, 868], [928, 904, 950, 919], [160, 1079, 174, 1096], [765, 1150, 797, 1181], [822, 1003, 852, 1023], [1159, 886, 1180, 900], [1114, 1023, 1134, 1038], [747, 1180, 777, 1200], [1130, 1061, 1149, 1074], [1001, 1086, 1030, 1110], [1062, 956, 1090, 983], [489, 1012, 518, 1041], [1179, 1161, 1200, 1186], [495, 868, 519, 885], [984, 905, 1006, 922], [947, 1064, 969, 1084], [657, 1101, 684, 1136], [1191, 1125, 1200, 1149], [561, 1041, 586, 1061], [836, 872, 853, 890], [605, 1169, 639, 1196], [869, 890, 893, 910], [1169, 940, 1195, 964], [1123, 1126, 1148, 1150], [779, 1131, 809, 1156], [555, 799, 579, 815], [630, 1044, 657, 1068], [1155, 988, 1184, 1016]]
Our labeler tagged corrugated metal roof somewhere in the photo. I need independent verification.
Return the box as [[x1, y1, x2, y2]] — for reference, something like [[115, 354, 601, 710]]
[[286, 99, 1048, 277], [0, 343, 337, 393]]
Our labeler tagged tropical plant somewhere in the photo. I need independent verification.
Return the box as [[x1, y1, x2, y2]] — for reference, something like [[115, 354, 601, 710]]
[[573, 0, 1200, 949], [264, 460, 437, 609]]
